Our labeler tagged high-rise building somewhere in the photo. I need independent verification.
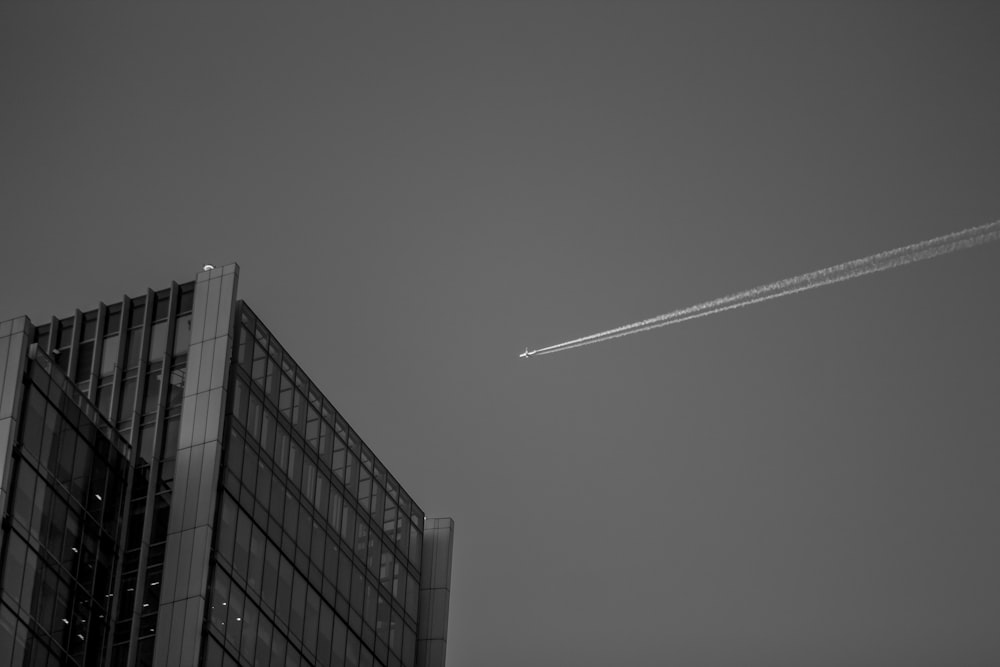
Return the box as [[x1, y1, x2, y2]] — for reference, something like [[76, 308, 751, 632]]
[[0, 265, 454, 667]]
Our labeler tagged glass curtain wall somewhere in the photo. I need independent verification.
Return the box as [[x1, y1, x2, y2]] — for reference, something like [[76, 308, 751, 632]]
[[24, 283, 195, 667], [0, 349, 130, 667], [203, 304, 424, 667]]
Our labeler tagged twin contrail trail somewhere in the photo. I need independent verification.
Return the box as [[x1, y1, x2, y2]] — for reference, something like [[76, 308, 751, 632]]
[[520, 219, 1000, 358]]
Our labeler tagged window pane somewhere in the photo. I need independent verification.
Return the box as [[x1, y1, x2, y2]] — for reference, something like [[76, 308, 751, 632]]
[[75, 341, 94, 380], [216, 495, 238, 565], [19, 388, 47, 459], [99, 335, 120, 375], [289, 572, 306, 641], [209, 572, 230, 632], [226, 585, 244, 650], [143, 371, 162, 415], [233, 511, 251, 574], [118, 379, 137, 421], [106, 307, 123, 335], [304, 586, 320, 656], [125, 328, 142, 369], [172, 315, 192, 355], [245, 396, 262, 443], [148, 322, 167, 363], [248, 524, 265, 594], [276, 558, 292, 620], [317, 602, 334, 666], [262, 541, 279, 611]]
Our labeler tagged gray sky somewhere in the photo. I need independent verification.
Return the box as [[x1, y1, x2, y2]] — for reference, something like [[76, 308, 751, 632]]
[[3, 3, 1000, 665]]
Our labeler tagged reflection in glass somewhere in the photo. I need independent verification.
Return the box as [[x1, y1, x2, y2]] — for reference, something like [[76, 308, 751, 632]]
[[147, 322, 167, 364]]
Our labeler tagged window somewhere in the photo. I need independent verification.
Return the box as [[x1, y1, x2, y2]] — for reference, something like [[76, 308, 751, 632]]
[[288, 443, 302, 488], [125, 328, 143, 369], [167, 366, 185, 410], [233, 511, 251, 574], [329, 490, 344, 536], [317, 602, 334, 666], [215, 495, 238, 565], [11, 466, 37, 530], [332, 616, 347, 665], [231, 379, 249, 426], [247, 524, 265, 594], [324, 536, 339, 586], [247, 395, 263, 442], [242, 448, 258, 497], [405, 573, 418, 619], [129, 300, 145, 327], [209, 572, 230, 631], [261, 541, 279, 611], [75, 341, 94, 381], [177, 285, 194, 315], [260, 411, 276, 460], [304, 586, 321, 656], [57, 318, 74, 350], [19, 387, 47, 459], [289, 572, 306, 640], [105, 306, 122, 335], [148, 322, 167, 363], [142, 370, 162, 415], [225, 584, 244, 650], [172, 314, 191, 356], [255, 618, 273, 667], [153, 291, 170, 322], [100, 335, 120, 375], [408, 522, 422, 570], [239, 598, 258, 662], [276, 558, 292, 620], [118, 378, 137, 421]]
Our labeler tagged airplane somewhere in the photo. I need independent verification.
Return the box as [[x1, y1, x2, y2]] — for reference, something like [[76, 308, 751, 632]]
[[519, 348, 536, 359]]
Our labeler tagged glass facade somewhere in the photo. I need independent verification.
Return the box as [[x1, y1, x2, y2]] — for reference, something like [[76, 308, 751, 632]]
[[0, 348, 129, 667], [204, 304, 424, 667], [0, 265, 451, 667]]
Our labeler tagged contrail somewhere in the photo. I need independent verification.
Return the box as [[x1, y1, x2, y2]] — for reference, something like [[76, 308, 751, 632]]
[[521, 219, 1000, 358]]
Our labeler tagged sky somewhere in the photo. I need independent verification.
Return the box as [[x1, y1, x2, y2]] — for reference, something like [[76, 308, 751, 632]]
[[2, 2, 1000, 665]]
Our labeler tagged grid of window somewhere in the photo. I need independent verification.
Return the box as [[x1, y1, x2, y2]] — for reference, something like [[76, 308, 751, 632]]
[[203, 305, 424, 667], [0, 358, 130, 667], [30, 283, 196, 667]]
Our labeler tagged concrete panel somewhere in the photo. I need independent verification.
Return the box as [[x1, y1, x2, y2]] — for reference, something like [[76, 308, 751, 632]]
[[216, 272, 236, 338], [188, 525, 211, 599], [203, 277, 222, 341], [182, 446, 204, 526], [204, 388, 223, 446], [416, 517, 454, 667], [179, 596, 204, 666], [196, 340, 215, 395], [159, 539, 180, 605], [166, 600, 187, 665], [168, 450, 192, 535], [175, 529, 195, 599], [210, 337, 228, 389], [177, 394, 198, 451], [192, 393, 210, 451], [195, 440, 219, 527], [183, 343, 203, 399], [152, 601, 174, 667]]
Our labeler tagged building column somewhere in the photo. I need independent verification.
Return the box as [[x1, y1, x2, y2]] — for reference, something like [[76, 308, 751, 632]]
[[0, 317, 32, 558], [416, 517, 455, 667], [153, 265, 239, 667]]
